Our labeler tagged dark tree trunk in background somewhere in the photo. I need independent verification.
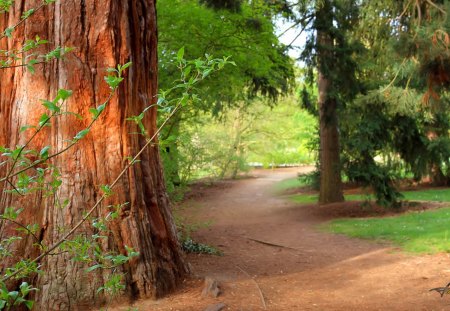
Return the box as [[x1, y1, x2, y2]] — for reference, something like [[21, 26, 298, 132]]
[[0, 1, 187, 310], [316, 0, 344, 204]]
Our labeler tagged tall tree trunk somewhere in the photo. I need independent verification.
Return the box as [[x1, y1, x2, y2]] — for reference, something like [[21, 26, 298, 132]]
[[316, 0, 344, 204], [0, 1, 187, 310]]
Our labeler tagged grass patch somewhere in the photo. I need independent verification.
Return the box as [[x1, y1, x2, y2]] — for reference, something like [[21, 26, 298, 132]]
[[273, 177, 308, 193], [288, 188, 450, 204], [325, 207, 450, 253], [289, 193, 373, 204], [290, 194, 320, 204], [402, 189, 450, 202]]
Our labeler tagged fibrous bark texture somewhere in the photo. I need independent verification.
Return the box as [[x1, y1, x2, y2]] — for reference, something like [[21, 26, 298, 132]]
[[0, 1, 187, 310]]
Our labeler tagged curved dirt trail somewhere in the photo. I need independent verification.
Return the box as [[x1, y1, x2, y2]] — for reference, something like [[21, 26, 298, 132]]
[[128, 168, 450, 310]]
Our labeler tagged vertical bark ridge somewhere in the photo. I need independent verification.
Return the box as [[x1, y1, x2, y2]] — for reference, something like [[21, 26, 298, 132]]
[[0, 1, 187, 309]]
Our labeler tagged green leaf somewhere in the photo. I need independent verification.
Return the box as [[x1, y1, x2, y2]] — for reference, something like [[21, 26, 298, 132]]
[[121, 62, 132, 70], [86, 264, 102, 272], [89, 103, 106, 120], [38, 113, 50, 127], [24, 300, 34, 310], [39, 146, 50, 159], [118, 61, 132, 75], [2, 207, 23, 221], [183, 65, 192, 77], [61, 199, 70, 208], [4, 27, 13, 38], [202, 69, 212, 79], [100, 185, 113, 197], [20, 125, 35, 133], [104, 75, 124, 89], [41, 100, 60, 113], [21, 9, 35, 19], [19, 282, 29, 296], [74, 129, 90, 140], [106, 67, 118, 73], [177, 47, 185, 61], [26, 64, 35, 74], [56, 89, 73, 101], [7, 291, 18, 299], [88, 108, 98, 119]]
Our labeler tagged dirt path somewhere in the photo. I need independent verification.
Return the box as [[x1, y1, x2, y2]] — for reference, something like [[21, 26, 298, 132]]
[[120, 168, 450, 310]]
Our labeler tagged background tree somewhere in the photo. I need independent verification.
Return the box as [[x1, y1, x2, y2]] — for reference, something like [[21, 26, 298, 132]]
[[292, 0, 362, 203], [157, 0, 295, 190], [0, 0, 187, 309]]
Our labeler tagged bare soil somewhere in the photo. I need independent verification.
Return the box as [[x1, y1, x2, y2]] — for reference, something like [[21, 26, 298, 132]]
[[113, 168, 450, 311]]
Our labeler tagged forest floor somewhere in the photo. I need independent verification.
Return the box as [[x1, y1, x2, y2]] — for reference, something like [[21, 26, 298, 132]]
[[114, 168, 450, 311]]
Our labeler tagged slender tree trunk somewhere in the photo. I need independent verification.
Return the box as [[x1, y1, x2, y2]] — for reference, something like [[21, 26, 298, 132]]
[[219, 106, 243, 179], [316, 1, 344, 204], [427, 130, 449, 186], [0, 1, 187, 310]]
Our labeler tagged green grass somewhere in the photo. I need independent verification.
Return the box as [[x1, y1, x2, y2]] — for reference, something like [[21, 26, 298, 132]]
[[288, 188, 450, 204], [273, 177, 308, 193], [325, 207, 450, 253], [402, 189, 450, 202]]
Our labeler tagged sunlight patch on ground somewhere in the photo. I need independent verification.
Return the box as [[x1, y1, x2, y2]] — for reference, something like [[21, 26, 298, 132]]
[[325, 207, 450, 253]]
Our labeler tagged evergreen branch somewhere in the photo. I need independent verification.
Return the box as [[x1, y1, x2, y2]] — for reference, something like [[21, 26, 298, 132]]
[[381, 58, 407, 93]]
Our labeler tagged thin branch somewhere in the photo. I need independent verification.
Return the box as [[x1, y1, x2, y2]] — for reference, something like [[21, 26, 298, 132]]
[[0, 216, 41, 244], [381, 58, 407, 92], [277, 14, 313, 39], [0, 2, 47, 41], [277, 20, 302, 38], [286, 27, 306, 48], [235, 265, 267, 310], [415, 0, 422, 26], [5, 179, 24, 196], [0, 92, 115, 184], [0, 60, 45, 70], [398, 0, 413, 20], [425, 0, 447, 15], [1, 102, 182, 283], [3, 111, 53, 186]]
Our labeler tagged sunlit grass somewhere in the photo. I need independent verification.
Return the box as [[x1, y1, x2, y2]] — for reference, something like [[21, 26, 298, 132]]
[[273, 177, 308, 193], [402, 189, 450, 202], [325, 207, 450, 253], [288, 188, 450, 204]]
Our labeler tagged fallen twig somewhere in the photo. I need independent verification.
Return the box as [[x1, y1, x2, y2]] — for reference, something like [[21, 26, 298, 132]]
[[235, 264, 267, 310]]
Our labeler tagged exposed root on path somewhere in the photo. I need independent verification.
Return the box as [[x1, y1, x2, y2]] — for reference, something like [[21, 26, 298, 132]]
[[245, 236, 300, 251]]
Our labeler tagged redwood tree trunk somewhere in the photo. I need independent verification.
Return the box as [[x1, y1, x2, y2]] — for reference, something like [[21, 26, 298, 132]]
[[316, 0, 344, 204], [0, 1, 187, 310]]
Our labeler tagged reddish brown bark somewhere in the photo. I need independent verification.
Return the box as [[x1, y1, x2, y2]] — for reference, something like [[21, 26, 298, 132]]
[[0, 1, 187, 310]]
